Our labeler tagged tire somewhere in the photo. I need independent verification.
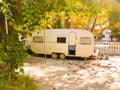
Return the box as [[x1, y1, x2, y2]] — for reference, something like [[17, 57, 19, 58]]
[[59, 53, 66, 59], [51, 53, 58, 59]]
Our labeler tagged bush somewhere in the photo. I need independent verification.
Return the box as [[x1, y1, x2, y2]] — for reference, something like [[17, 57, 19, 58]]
[[0, 75, 38, 90], [0, 30, 28, 79]]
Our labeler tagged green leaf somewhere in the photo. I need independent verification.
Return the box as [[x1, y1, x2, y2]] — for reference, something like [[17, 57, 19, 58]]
[[0, 57, 3, 65], [20, 68, 24, 74]]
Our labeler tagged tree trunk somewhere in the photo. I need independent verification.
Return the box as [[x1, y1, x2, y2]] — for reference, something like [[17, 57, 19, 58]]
[[99, 27, 108, 35], [87, 17, 91, 31], [91, 16, 97, 32], [5, 14, 8, 34], [98, 20, 109, 35], [0, 14, 5, 31], [65, 12, 70, 28]]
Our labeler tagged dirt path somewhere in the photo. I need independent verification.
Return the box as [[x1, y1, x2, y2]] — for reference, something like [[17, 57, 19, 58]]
[[24, 56, 120, 90]]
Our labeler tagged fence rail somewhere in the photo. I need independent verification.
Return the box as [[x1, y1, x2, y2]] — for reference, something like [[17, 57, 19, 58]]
[[95, 42, 120, 56]]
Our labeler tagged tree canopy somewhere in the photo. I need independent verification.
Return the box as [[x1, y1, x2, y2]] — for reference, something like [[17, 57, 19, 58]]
[[0, 0, 120, 80]]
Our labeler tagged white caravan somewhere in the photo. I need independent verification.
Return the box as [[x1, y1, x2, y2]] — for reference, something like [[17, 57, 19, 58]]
[[30, 29, 97, 59]]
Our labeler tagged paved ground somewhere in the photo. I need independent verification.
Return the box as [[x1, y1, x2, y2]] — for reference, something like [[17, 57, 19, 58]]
[[23, 55, 120, 90]]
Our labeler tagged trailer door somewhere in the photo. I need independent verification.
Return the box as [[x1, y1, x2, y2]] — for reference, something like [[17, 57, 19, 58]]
[[68, 32, 76, 55]]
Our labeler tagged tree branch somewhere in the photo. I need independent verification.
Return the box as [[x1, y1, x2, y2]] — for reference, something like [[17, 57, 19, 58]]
[[91, 16, 97, 32]]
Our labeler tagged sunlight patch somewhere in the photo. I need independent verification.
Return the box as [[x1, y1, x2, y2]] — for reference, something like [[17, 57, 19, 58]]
[[23, 66, 45, 78]]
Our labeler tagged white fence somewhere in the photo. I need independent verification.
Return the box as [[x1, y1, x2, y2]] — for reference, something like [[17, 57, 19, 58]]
[[95, 42, 120, 56]]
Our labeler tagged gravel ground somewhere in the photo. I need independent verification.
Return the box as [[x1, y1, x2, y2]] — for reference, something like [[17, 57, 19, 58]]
[[23, 55, 120, 90]]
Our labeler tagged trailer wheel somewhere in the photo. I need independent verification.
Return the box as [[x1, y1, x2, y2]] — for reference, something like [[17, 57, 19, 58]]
[[59, 53, 66, 59], [51, 53, 58, 59]]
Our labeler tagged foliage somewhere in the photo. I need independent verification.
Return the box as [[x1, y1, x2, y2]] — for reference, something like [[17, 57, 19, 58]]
[[0, 75, 38, 90], [21, 0, 66, 31], [0, 30, 28, 79], [69, 0, 107, 34], [109, 9, 120, 23], [18, 0, 117, 36], [109, 8, 120, 41], [0, 0, 14, 26], [0, 1, 120, 90], [0, 0, 120, 83], [0, 0, 28, 80]]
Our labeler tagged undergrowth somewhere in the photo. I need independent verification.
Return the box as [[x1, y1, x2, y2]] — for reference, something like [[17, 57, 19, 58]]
[[0, 75, 38, 90]]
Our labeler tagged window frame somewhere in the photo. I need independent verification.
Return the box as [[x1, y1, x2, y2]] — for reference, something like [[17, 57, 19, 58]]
[[57, 37, 66, 43], [33, 36, 43, 43], [79, 37, 91, 45]]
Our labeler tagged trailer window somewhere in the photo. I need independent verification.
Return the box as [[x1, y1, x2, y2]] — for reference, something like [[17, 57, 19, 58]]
[[57, 37, 66, 43], [33, 36, 43, 43], [80, 37, 91, 45]]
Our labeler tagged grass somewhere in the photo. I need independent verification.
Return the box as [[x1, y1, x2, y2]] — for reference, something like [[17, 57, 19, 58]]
[[0, 75, 38, 90]]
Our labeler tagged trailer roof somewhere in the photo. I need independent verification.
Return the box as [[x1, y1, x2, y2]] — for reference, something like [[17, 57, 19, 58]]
[[33, 29, 94, 37]]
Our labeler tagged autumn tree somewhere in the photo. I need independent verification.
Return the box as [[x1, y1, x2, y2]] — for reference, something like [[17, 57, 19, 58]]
[[109, 8, 120, 41]]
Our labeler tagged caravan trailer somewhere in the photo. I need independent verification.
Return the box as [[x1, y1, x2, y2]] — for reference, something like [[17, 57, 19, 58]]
[[30, 29, 97, 59]]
